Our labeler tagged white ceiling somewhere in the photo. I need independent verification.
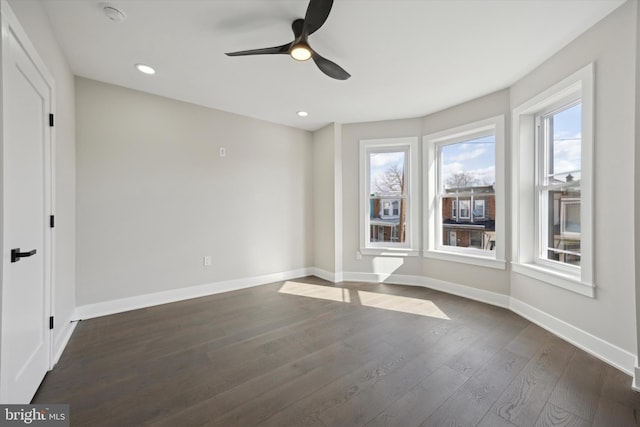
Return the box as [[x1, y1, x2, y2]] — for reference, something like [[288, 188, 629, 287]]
[[41, 0, 624, 131]]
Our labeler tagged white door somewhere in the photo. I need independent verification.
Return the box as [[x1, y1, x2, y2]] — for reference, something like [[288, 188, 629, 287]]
[[0, 5, 53, 404], [448, 231, 457, 246]]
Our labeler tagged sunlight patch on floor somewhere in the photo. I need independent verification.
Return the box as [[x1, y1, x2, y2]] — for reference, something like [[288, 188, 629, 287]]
[[357, 290, 450, 319], [279, 281, 351, 302], [278, 281, 449, 319]]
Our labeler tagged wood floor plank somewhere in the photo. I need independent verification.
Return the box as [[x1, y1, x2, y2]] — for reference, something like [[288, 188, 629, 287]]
[[149, 312, 405, 426], [599, 364, 640, 409], [365, 365, 469, 427], [478, 410, 520, 427], [489, 336, 576, 427], [59, 303, 386, 424], [421, 349, 529, 427], [258, 322, 480, 427], [505, 323, 554, 359], [545, 350, 606, 421], [591, 398, 640, 427], [533, 403, 590, 427], [446, 314, 529, 377]]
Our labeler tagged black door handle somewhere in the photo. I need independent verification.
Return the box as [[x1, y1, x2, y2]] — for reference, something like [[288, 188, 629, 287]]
[[11, 248, 37, 263]]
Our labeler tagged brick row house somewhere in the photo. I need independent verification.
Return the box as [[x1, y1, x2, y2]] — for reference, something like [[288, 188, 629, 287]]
[[442, 185, 496, 250], [370, 197, 405, 243]]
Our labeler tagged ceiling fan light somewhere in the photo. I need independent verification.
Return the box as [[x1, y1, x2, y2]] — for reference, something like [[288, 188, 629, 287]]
[[290, 45, 312, 61]]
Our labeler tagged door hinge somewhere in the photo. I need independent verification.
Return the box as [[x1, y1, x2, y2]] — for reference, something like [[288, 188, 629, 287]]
[[50, 215, 55, 228], [49, 113, 54, 127], [49, 316, 54, 330]]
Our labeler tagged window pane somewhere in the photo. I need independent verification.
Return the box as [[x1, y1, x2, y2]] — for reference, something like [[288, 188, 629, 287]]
[[439, 135, 496, 251], [369, 198, 406, 243], [459, 200, 470, 219], [548, 103, 581, 183], [544, 187, 581, 266], [370, 151, 405, 196], [369, 150, 407, 244], [441, 135, 495, 191], [473, 199, 485, 220], [470, 231, 483, 249]]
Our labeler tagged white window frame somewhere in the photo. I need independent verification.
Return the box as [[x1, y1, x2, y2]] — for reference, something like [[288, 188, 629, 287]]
[[423, 115, 505, 269], [511, 63, 594, 297], [359, 137, 419, 256], [535, 100, 582, 273]]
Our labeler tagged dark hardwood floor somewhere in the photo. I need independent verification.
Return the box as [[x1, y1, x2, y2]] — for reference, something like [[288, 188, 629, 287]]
[[33, 276, 640, 426]]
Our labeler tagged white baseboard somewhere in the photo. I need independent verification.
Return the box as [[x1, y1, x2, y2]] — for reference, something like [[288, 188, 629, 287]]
[[73, 268, 312, 320], [51, 318, 77, 367], [342, 271, 511, 308], [510, 298, 636, 377], [310, 267, 343, 283]]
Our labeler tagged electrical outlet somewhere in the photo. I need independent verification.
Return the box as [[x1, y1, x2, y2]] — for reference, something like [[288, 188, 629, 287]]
[[219, 147, 226, 157], [203, 256, 212, 266]]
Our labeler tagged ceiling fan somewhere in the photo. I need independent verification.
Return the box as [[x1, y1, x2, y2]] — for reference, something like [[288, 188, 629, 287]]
[[225, 0, 350, 80]]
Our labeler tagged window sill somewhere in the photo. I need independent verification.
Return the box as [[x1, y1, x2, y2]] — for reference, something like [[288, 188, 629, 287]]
[[423, 250, 506, 270], [511, 262, 595, 298], [360, 248, 420, 257]]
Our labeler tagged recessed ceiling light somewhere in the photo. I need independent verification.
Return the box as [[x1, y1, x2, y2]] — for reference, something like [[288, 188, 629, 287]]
[[297, 111, 308, 117], [102, 4, 126, 23], [135, 64, 156, 75]]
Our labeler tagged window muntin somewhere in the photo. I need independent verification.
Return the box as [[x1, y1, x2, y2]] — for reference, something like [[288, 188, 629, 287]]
[[536, 101, 582, 268], [437, 135, 496, 253]]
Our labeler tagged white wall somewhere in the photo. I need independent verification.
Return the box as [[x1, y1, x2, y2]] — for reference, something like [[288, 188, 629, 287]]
[[75, 77, 313, 306], [313, 124, 336, 274], [7, 0, 77, 359], [510, 0, 637, 356]]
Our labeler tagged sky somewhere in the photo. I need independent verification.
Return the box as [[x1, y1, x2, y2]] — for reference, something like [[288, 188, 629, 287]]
[[551, 103, 581, 178], [370, 151, 405, 195], [441, 135, 495, 188]]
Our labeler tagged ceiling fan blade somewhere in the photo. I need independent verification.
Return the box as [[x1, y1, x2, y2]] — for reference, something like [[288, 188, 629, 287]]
[[292, 19, 304, 39], [311, 51, 350, 80], [225, 43, 291, 56], [303, 0, 334, 35]]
